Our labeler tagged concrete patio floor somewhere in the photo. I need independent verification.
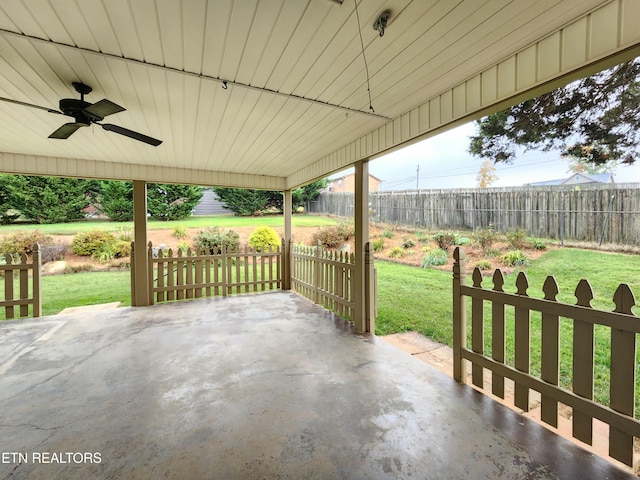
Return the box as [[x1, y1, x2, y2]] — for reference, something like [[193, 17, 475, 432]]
[[0, 291, 635, 479]]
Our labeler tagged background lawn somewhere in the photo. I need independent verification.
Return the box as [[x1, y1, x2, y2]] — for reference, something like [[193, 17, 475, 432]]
[[0, 214, 338, 235]]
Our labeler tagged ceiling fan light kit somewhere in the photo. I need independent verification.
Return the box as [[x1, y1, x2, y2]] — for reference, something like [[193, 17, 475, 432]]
[[0, 81, 162, 146]]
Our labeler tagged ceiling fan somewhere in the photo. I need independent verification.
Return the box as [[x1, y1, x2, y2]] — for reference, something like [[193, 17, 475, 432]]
[[0, 82, 162, 146]]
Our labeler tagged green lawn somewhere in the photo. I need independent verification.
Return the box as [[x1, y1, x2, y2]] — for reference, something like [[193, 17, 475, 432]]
[[0, 214, 338, 235]]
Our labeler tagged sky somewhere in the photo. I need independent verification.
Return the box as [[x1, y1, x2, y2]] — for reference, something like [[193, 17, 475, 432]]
[[341, 122, 640, 191]]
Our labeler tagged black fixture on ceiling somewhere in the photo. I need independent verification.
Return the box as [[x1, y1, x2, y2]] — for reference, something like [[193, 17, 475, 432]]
[[0, 82, 162, 146]]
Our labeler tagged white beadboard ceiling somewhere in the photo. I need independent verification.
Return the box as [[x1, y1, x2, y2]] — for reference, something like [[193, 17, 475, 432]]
[[0, 0, 623, 189]]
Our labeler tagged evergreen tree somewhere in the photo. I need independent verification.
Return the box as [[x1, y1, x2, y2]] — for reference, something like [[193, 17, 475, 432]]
[[147, 183, 204, 221], [99, 181, 134, 221], [213, 179, 328, 216], [470, 58, 640, 166], [7, 175, 97, 224]]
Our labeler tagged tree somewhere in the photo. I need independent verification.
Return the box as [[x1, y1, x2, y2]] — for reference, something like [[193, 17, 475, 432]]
[[469, 58, 640, 166], [99, 181, 134, 221], [5, 175, 98, 224], [0, 175, 21, 224], [212, 178, 328, 216], [476, 160, 498, 187], [147, 183, 204, 221]]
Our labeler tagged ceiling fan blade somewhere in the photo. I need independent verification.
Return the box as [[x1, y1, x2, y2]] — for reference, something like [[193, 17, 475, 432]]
[[49, 122, 88, 139], [84, 99, 125, 118], [0, 96, 62, 114], [101, 123, 162, 146]]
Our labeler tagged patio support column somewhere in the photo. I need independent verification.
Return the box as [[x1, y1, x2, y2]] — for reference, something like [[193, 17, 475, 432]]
[[283, 189, 292, 290], [132, 180, 150, 306], [354, 160, 373, 333]]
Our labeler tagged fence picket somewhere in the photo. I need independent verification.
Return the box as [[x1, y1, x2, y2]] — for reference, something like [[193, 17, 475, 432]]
[[573, 279, 595, 444], [185, 248, 193, 299], [195, 254, 203, 298], [4, 254, 14, 319], [175, 249, 184, 300], [167, 249, 175, 301], [609, 284, 637, 465], [19, 253, 28, 317], [514, 272, 531, 411], [157, 249, 165, 303], [471, 268, 484, 389], [541, 276, 560, 427], [491, 270, 506, 399]]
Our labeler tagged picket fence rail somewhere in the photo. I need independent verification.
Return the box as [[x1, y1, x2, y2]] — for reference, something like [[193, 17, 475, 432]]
[[452, 247, 640, 467], [0, 243, 41, 319]]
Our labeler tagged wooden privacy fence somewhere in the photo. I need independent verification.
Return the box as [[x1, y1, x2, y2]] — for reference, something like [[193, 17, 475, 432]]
[[143, 242, 282, 304], [452, 247, 640, 467], [308, 186, 640, 245], [0, 243, 41, 319], [291, 242, 356, 320]]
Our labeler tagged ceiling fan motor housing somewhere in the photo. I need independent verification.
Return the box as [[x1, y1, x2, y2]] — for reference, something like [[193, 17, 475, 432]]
[[59, 98, 99, 124]]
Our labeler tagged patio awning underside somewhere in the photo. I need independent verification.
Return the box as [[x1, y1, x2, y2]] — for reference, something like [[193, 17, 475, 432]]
[[1, 0, 639, 190], [0, 292, 634, 479]]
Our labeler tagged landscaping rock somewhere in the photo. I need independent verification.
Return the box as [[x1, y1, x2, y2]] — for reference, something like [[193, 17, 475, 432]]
[[42, 260, 68, 275]]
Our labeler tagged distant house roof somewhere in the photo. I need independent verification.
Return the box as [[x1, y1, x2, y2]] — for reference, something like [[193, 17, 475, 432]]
[[526, 172, 615, 186]]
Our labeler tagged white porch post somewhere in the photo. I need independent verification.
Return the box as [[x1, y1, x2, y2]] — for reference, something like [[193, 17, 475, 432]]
[[132, 180, 150, 306], [283, 189, 293, 290], [354, 160, 373, 333]]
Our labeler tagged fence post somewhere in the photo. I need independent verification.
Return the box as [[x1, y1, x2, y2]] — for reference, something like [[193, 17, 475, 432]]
[[147, 241, 154, 305], [283, 239, 291, 291], [32, 243, 41, 317], [364, 241, 375, 334], [130, 241, 136, 306], [452, 247, 467, 382]]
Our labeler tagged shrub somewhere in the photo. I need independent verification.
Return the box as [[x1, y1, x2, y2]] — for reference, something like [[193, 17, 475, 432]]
[[92, 243, 116, 263], [311, 223, 354, 249], [474, 259, 492, 271], [249, 226, 281, 252], [72, 230, 116, 256], [381, 229, 394, 238], [113, 240, 131, 258], [421, 246, 431, 252], [402, 237, 415, 249], [40, 243, 69, 264], [372, 238, 385, 252], [473, 225, 500, 255], [388, 247, 404, 258], [501, 250, 530, 267], [421, 249, 449, 267], [194, 227, 240, 254], [172, 225, 188, 239], [454, 235, 472, 246], [414, 231, 430, 243], [433, 231, 456, 250], [0, 230, 54, 256], [530, 239, 547, 250], [506, 228, 529, 250], [177, 241, 191, 253]]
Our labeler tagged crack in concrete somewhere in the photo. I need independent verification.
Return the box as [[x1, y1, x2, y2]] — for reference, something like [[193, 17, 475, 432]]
[[2, 461, 23, 479]]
